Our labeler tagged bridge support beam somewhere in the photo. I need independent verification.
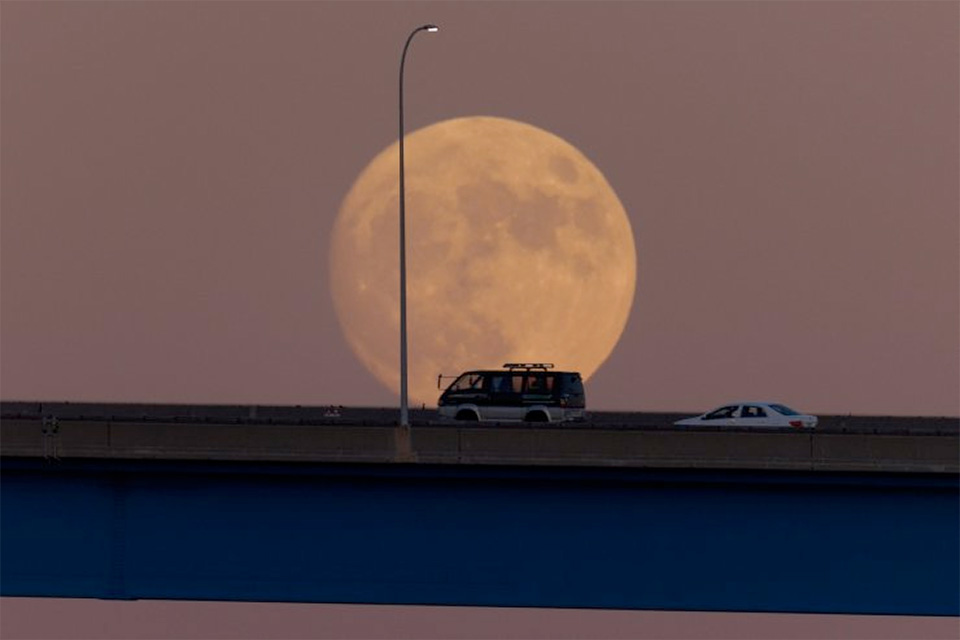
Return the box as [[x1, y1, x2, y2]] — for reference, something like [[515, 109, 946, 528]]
[[2, 457, 957, 615]]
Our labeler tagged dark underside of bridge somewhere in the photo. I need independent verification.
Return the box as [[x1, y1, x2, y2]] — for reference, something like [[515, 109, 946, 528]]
[[2, 402, 958, 615]]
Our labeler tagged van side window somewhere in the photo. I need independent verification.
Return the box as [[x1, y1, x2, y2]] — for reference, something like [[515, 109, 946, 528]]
[[490, 375, 512, 393], [525, 374, 555, 393], [525, 375, 543, 393]]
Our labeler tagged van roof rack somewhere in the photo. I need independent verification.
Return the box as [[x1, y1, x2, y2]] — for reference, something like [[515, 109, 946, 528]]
[[503, 363, 554, 371]]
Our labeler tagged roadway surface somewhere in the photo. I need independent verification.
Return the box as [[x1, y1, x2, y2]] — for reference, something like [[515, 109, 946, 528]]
[[2, 401, 958, 433]]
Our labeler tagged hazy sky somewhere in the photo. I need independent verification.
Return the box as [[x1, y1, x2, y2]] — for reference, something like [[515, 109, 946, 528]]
[[2, 598, 957, 640], [1, 3, 958, 638], [2, 1, 957, 417]]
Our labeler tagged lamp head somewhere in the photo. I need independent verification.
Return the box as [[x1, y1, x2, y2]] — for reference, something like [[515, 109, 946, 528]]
[[424, 24, 439, 33]]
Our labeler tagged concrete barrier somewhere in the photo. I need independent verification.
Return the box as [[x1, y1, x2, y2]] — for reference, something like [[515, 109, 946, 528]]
[[2, 415, 956, 473]]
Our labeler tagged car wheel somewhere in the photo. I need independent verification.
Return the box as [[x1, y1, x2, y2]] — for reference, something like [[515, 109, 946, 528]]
[[456, 410, 479, 421], [524, 411, 549, 423]]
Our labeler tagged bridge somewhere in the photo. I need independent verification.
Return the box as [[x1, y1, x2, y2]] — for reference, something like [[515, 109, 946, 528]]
[[2, 402, 958, 615]]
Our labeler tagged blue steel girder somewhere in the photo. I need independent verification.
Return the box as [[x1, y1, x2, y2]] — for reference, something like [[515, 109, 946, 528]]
[[1, 457, 957, 615]]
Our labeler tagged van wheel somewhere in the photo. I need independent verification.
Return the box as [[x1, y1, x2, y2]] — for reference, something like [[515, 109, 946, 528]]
[[456, 410, 479, 421], [525, 411, 548, 423]]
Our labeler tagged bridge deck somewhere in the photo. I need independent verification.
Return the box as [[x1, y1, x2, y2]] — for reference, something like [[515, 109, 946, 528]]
[[2, 402, 956, 473]]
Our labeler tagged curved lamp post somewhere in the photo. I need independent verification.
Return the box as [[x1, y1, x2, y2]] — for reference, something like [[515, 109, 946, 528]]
[[399, 24, 438, 427]]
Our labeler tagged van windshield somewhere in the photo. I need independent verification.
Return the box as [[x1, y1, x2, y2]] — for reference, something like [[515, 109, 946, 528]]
[[449, 373, 484, 392]]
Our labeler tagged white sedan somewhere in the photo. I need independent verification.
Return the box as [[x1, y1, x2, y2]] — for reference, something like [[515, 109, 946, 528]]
[[674, 403, 818, 429]]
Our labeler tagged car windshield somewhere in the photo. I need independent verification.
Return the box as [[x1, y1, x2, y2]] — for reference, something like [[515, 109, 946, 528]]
[[704, 406, 738, 420], [769, 404, 800, 416]]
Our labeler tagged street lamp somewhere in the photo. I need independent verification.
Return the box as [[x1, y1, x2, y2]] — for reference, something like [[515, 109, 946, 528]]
[[399, 24, 439, 428]]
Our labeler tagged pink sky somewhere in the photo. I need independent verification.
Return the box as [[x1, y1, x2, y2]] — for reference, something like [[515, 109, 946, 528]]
[[2, 599, 958, 640], [1, 3, 957, 636], [2, 2, 957, 417]]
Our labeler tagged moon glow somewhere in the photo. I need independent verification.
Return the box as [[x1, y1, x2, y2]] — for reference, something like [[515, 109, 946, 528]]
[[330, 116, 636, 406]]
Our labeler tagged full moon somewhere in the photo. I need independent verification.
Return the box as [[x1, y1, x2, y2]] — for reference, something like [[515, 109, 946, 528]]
[[330, 116, 636, 407]]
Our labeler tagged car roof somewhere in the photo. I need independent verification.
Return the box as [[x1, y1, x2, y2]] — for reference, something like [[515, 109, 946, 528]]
[[706, 402, 812, 414]]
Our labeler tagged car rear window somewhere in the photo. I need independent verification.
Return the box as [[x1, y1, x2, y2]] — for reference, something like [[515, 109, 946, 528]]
[[770, 404, 800, 416]]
